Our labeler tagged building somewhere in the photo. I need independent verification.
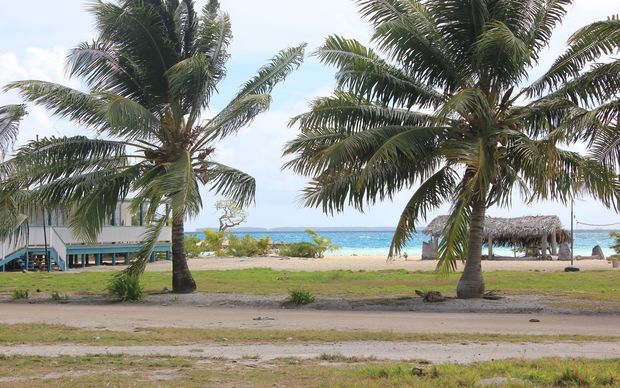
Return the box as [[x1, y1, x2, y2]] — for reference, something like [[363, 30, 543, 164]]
[[0, 201, 171, 272]]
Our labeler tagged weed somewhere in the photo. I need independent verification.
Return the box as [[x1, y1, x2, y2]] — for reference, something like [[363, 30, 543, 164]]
[[288, 289, 315, 305], [50, 291, 69, 302], [12, 289, 29, 300], [107, 274, 143, 302]]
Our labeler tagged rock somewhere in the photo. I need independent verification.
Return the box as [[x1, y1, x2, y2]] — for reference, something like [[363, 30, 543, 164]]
[[421, 241, 437, 260], [558, 243, 571, 260], [529, 319, 540, 323], [253, 316, 275, 321], [415, 290, 446, 303], [592, 245, 605, 260]]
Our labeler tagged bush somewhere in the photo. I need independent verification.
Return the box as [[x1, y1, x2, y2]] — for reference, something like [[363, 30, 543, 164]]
[[256, 236, 273, 255], [288, 289, 315, 305], [12, 289, 29, 300], [204, 229, 225, 255], [184, 234, 204, 258], [50, 291, 69, 302], [107, 274, 144, 302], [226, 234, 260, 257], [279, 242, 318, 258], [305, 229, 339, 258]]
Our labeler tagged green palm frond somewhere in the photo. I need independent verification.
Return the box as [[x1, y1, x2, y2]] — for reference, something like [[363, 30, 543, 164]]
[[233, 44, 306, 101], [290, 91, 435, 133], [316, 35, 445, 108], [528, 16, 620, 96], [196, 161, 256, 207], [388, 166, 458, 258], [124, 211, 171, 276], [0, 104, 26, 159]]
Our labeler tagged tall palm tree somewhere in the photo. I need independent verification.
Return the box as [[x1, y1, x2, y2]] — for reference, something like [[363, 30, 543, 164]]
[[5, 0, 305, 292], [284, 0, 620, 298]]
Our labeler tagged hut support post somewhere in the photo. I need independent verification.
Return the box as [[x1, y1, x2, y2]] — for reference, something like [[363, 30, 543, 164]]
[[487, 237, 493, 259], [551, 231, 558, 256], [541, 234, 548, 259]]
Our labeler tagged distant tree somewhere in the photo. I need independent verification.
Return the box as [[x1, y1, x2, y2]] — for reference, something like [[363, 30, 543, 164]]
[[184, 234, 204, 258], [216, 200, 248, 232]]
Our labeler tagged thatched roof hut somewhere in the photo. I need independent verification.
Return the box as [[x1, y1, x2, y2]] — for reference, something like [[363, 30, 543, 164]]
[[423, 215, 571, 258]]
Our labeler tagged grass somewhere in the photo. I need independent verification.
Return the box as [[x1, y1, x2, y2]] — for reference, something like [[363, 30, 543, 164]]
[[0, 324, 618, 346], [0, 355, 618, 387], [0, 268, 619, 302], [288, 288, 316, 305], [11, 289, 29, 300]]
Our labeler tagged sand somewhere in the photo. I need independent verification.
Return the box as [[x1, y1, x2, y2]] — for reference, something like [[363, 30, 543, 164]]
[[77, 256, 615, 273]]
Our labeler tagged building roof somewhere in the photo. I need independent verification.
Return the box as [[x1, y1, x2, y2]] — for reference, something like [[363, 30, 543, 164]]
[[424, 215, 571, 247]]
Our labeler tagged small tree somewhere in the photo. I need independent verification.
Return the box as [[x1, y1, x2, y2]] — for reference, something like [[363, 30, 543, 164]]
[[304, 229, 339, 258], [184, 234, 204, 258], [216, 200, 248, 232], [203, 229, 225, 256]]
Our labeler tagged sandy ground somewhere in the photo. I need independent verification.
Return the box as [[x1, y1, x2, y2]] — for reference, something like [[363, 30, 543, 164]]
[[77, 257, 616, 273], [2, 342, 619, 363], [3, 304, 620, 335]]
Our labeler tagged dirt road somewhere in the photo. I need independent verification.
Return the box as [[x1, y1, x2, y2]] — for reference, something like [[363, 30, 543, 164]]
[[3, 304, 620, 336]]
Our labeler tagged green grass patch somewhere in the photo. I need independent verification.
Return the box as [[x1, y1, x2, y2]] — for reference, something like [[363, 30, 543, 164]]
[[0, 355, 618, 387], [0, 269, 619, 301], [0, 324, 618, 346]]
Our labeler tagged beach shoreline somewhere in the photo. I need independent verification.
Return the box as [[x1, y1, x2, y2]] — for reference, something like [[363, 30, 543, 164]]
[[77, 256, 616, 273]]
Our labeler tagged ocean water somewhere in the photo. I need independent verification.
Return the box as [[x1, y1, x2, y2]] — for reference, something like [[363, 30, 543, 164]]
[[186, 229, 618, 257]]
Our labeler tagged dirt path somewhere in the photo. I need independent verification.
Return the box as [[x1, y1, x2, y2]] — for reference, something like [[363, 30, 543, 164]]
[[77, 257, 615, 273], [3, 304, 620, 335], [1, 341, 618, 363]]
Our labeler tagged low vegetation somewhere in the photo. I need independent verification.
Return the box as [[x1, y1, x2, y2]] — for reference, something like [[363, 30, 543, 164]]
[[1, 324, 617, 346], [1, 269, 619, 303], [279, 229, 339, 258], [11, 289, 28, 300], [0, 355, 617, 387], [106, 274, 144, 302], [50, 291, 69, 302], [288, 289, 316, 305]]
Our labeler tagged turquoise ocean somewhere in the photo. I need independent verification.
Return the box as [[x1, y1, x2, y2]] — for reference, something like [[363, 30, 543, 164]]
[[187, 229, 617, 257]]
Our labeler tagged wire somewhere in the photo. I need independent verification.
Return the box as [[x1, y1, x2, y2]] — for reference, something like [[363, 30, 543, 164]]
[[576, 221, 620, 227]]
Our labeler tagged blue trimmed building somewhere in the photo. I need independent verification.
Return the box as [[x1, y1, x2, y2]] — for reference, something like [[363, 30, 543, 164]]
[[0, 201, 171, 272]]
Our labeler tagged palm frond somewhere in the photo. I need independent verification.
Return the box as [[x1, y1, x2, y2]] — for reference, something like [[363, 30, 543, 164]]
[[388, 166, 457, 258], [0, 104, 27, 159], [196, 161, 256, 207]]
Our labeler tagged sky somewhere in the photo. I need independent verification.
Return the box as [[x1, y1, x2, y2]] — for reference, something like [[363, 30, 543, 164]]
[[0, 0, 619, 231]]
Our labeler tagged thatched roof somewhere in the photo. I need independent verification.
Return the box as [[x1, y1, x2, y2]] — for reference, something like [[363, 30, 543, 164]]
[[424, 215, 571, 247]]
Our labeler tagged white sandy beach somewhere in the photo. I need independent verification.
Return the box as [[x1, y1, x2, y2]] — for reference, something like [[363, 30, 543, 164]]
[[78, 256, 616, 273]]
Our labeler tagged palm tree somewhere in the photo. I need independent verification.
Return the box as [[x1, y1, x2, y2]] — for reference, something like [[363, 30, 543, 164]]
[[0, 104, 27, 239], [284, 0, 620, 298], [5, 0, 305, 292]]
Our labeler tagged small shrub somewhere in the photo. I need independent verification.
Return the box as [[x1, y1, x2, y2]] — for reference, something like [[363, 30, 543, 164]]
[[107, 274, 144, 302], [50, 291, 69, 302], [555, 368, 592, 387], [279, 242, 318, 258], [305, 229, 339, 258], [226, 234, 260, 257], [12, 289, 29, 300], [256, 236, 273, 255], [204, 230, 225, 255], [184, 234, 204, 258], [288, 289, 315, 305]]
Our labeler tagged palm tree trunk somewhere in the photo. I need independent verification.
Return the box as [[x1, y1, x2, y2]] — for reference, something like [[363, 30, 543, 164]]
[[457, 198, 486, 299], [171, 216, 196, 293]]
